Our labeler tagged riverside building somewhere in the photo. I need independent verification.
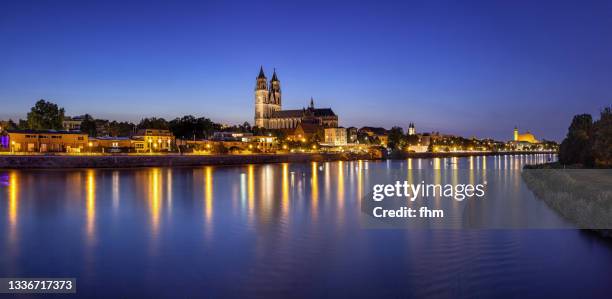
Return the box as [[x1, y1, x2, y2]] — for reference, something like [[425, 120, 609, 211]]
[[254, 67, 338, 130]]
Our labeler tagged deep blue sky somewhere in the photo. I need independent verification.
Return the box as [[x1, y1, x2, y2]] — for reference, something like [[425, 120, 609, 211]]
[[1, 0, 611, 141]]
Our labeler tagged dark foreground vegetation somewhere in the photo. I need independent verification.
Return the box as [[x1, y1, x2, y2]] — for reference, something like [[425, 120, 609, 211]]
[[558, 107, 612, 168], [523, 107, 612, 237]]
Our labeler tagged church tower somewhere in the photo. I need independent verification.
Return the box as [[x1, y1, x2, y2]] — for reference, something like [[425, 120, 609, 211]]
[[254, 66, 270, 128], [513, 126, 519, 141], [408, 123, 416, 135], [269, 68, 282, 107]]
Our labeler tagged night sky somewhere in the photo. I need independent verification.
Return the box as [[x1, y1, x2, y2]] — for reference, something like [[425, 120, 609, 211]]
[[1, 0, 611, 141]]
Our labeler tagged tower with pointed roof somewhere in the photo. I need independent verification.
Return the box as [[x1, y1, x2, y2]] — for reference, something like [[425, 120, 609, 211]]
[[255, 67, 282, 128], [254, 67, 337, 129], [255, 67, 270, 128], [408, 122, 416, 135], [269, 69, 282, 107]]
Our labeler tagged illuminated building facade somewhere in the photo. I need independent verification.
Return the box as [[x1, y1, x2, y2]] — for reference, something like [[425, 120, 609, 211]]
[[513, 127, 539, 143], [324, 127, 347, 146], [131, 129, 175, 152], [408, 123, 416, 135], [90, 137, 134, 153], [5, 130, 88, 153], [254, 67, 338, 129], [62, 116, 84, 131]]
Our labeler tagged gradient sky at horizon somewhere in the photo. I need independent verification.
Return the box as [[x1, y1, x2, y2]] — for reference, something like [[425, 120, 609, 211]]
[[1, 0, 611, 141]]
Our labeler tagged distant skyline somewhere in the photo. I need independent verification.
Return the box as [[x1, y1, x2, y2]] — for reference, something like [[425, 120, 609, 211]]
[[1, 0, 611, 141]]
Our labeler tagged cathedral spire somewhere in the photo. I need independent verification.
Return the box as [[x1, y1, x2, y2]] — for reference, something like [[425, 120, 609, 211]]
[[271, 68, 279, 82], [257, 66, 266, 79], [309, 97, 314, 109]]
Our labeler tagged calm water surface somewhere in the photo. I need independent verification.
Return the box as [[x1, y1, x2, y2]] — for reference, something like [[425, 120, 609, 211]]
[[1, 154, 611, 298]]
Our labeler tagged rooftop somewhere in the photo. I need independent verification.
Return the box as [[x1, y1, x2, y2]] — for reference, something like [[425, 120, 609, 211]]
[[7, 129, 86, 135]]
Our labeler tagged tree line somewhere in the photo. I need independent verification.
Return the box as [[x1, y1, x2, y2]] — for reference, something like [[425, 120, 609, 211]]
[[3, 99, 253, 139], [559, 107, 611, 168]]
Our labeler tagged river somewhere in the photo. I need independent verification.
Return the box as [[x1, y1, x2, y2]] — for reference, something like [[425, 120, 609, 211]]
[[1, 154, 611, 298]]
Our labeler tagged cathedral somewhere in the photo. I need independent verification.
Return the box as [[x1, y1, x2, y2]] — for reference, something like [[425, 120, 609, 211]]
[[513, 127, 539, 143], [254, 67, 338, 130]]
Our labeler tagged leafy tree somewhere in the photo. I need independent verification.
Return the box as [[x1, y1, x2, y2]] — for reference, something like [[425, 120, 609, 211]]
[[26, 99, 65, 130], [108, 121, 136, 137], [273, 129, 287, 141], [169, 115, 198, 139], [251, 126, 267, 136], [387, 126, 405, 150], [559, 114, 593, 166], [18, 119, 28, 129], [79, 114, 97, 136], [405, 134, 419, 146], [310, 129, 323, 143], [592, 107, 612, 167], [137, 117, 169, 130], [168, 115, 221, 139], [240, 122, 251, 132], [2, 119, 18, 130]]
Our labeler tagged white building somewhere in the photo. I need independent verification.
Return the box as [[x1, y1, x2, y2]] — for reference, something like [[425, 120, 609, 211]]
[[323, 127, 347, 146]]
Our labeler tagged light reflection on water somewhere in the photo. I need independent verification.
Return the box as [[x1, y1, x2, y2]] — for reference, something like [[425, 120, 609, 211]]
[[1, 154, 612, 298]]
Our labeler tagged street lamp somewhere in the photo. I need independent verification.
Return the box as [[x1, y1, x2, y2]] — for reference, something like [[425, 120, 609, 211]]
[[88, 142, 93, 153], [11, 141, 15, 154]]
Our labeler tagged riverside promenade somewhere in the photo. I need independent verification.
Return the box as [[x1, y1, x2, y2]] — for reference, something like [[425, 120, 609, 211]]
[[0, 151, 554, 169], [0, 153, 376, 169]]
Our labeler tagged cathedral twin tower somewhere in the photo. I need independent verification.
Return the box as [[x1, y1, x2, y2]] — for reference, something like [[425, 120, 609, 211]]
[[254, 66, 282, 128], [254, 67, 338, 130]]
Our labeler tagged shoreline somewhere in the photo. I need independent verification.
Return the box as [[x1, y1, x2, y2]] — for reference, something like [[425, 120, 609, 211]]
[[521, 166, 612, 238], [392, 151, 555, 159], [0, 151, 556, 169]]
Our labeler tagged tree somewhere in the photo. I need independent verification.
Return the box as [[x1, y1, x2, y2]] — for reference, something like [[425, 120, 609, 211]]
[[559, 114, 593, 166], [18, 119, 28, 129], [26, 99, 65, 130], [168, 115, 221, 139], [108, 121, 136, 137], [169, 115, 198, 139], [592, 107, 612, 167], [137, 117, 169, 130], [387, 126, 405, 150], [79, 114, 97, 137], [4, 119, 18, 130], [405, 134, 419, 146]]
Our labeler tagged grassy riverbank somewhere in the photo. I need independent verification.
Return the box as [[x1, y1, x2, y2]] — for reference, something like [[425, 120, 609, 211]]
[[522, 164, 612, 237]]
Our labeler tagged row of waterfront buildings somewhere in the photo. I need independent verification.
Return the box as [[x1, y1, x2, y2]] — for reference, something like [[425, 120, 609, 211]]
[[0, 67, 549, 154], [0, 124, 547, 154]]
